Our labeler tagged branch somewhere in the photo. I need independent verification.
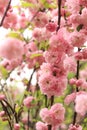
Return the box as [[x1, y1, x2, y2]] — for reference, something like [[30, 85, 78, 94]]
[[73, 48, 80, 125], [0, 0, 12, 27], [56, 0, 62, 32], [26, 68, 36, 92], [0, 101, 13, 130], [27, 109, 30, 130], [3, 99, 18, 123]]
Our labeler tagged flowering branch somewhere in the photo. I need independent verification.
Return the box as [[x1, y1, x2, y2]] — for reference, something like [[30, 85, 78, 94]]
[[0, 0, 11, 27]]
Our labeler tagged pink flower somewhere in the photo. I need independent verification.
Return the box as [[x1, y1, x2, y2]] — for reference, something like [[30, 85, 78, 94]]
[[40, 103, 65, 126], [79, 0, 87, 7], [32, 28, 41, 40], [75, 92, 87, 116], [64, 56, 77, 73], [74, 52, 83, 60], [69, 14, 82, 25], [0, 37, 24, 60], [46, 22, 57, 32], [36, 121, 48, 130], [64, 93, 76, 105], [81, 8, 87, 26], [80, 68, 87, 79], [26, 50, 44, 69], [38, 73, 67, 98], [82, 48, 87, 59], [3, 9, 18, 29], [16, 13, 28, 29], [33, 12, 48, 28], [49, 27, 73, 55], [33, 28, 51, 42], [0, 0, 8, 15], [0, 58, 22, 70], [25, 42, 37, 53], [44, 51, 65, 66], [23, 96, 34, 108], [50, 103, 65, 126], [68, 124, 82, 130], [38, 63, 52, 76], [68, 31, 86, 47], [65, 0, 80, 14]]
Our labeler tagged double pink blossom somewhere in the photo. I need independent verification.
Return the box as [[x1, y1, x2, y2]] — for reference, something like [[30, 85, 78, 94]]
[[75, 92, 87, 116], [40, 103, 65, 126], [0, 37, 24, 60], [23, 96, 34, 108]]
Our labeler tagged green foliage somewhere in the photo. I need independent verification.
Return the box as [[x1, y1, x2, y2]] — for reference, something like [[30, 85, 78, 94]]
[[82, 117, 87, 130], [0, 119, 8, 130]]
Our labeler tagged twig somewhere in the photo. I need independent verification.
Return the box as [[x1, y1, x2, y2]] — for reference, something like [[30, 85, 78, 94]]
[[0, 101, 13, 130], [3, 99, 18, 123], [27, 109, 30, 130], [50, 96, 54, 106], [73, 48, 80, 125], [0, 0, 12, 27], [26, 68, 36, 92], [19, 68, 36, 115], [48, 125, 52, 130], [56, 0, 62, 32]]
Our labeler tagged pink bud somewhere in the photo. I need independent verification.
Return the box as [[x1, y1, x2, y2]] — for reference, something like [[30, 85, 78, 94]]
[[0, 111, 5, 117], [75, 79, 84, 87], [69, 78, 76, 85], [14, 123, 20, 130], [0, 94, 5, 100]]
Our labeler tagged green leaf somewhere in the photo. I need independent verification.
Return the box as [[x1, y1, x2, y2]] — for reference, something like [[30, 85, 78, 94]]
[[6, 31, 24, 40], [21, 1, 35, 8], [30, 53, 42, 59], [39, 0, 56, 9], [77, 24, 83, 32], [0, 66, 9, 79], [68, 72, 75, 80], [0, 119, 8, 130], [39, 41, 49, 51]]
